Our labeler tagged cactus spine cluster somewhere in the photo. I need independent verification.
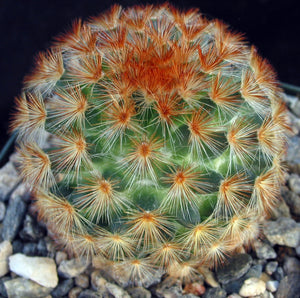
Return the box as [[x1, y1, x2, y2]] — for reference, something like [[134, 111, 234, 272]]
[[11, 4, 290, 284]]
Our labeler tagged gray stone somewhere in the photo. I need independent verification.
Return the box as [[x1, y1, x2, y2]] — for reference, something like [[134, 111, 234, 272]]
[[288, 174, 300, 194], [290, 98, 300, 117], [19, 214, 45, 241], [9, 253, 58, 288], [239, 277, 266, 297], [36, 238, 48, 256], [276, 273, 300, 298], [2, 196, 26, 241], [12, 240, 23, 254], [263, 217, 300, 247], [265, 261, 278, 276], [0, 277, 10, 297], [55, 251, 68, 265], [22, 243, 38, 256], [286, 136, 300, 166], [216, 254, 252, 284], [266, 280, 279, 292], [75, 274, 89, 288], [203, 287, 227, 298], [283, 256, 300, 275], [78, 289, 101, 298], [284, 190, 300, 216], [223, 264, 263, 294], [105, 282, 131, 297], [51, 278, 74, 298], [68, 287, 82, 298], [0, 202, 6, 222], [273, 267, 284, 282], [127, 287, 152, 298], [4, 277, 53, 298], [0, 162, 19, 202], [253, 240, 277, 259], [0, 241, 12, 277], [58, 258, 90, 278]]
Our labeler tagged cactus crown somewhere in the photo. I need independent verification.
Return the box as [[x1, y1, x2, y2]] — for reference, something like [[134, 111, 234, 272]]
[[11, 3, 290, 284]]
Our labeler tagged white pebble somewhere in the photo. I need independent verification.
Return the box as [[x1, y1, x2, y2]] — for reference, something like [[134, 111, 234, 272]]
[[239, 277, 266, 297], [266, 280, 279, 292], [9, 253, 58, 288], [0, 241, 12, 277]]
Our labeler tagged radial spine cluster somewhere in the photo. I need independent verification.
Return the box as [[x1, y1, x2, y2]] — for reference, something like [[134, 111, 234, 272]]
[[11, 3, 290, 284]]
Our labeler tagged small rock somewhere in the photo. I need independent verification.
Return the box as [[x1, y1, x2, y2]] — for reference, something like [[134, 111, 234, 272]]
[[265, 261, 278, 276], [2, 196, 26, 241], [276, 273, 300, 298], [253, 240, 277, 259], [9, 253, 58, 288], [296, 246, 300, 256], [127, 287, 152, 298], [202, 287, 226, 298], [0, 241, 12, 277], [68, 287, 82, 298], [4, 277, 53, 298], [0, 162, 19, 201], [75, 274, 89, 288], [19, 215, 45, 241], [58, 258, 90, 278], [266, 280, 279, 292], [51, 278, 74, 298], [284, 190, 300, 216], [288, 174, 300, 194], [55, 251, 68, 265], [263, 217, 300, 247], [68, 286, 82, 298], [283, 256, 300, 275], [201, 267, 220, 287], [37, 238, 48, 256], [105, 282, 131, 297], [0, 276, 10, 297], [216, 254, 252, 284], [286, 136, 300, 166], [22, 242, 38, 256], [227, 294, 242, 298], [78, 289, 101, 298], [12, 240, 23, 254], [239, 277, 266, 297], [0, 202, 6, 222], [273, 267, 284, 282]]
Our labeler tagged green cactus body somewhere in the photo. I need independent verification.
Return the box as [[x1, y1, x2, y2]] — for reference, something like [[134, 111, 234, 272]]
[[11, 4, 290, 284]]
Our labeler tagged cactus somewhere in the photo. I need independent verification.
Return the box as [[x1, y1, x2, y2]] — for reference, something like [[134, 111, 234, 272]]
[[11, 4, 290, 284]]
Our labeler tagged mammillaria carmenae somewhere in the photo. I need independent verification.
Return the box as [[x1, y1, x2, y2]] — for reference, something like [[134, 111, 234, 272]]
[[11, 3, 290, 284]]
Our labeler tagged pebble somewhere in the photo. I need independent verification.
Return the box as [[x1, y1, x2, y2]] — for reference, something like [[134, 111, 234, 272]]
[[263, 217, 300, 247], [12, 240, 23, 254], [22, 242, 38, 256], [58, 258, 90, 278], [9, 253, 58, 288], [19, 214, 45, 241], [266, 280, 279, 292], [127, 287, 152, 298], [286, 136, 300, 166], [0, 202, 6, 222], [78, 289, 101, 298], [36, 238, 48, 256], [227, 294, 242, 298], [68, 286, 82, 298], [201, 267, 220, 287], [183, 282, 206, 296], [216, 254, 252, 284], [288, 174, 300, 194], [276, 273, 300, 298], [0, 241, 12, 277], [265, 261, 278, 275], [75, 274, 89, 288], [2, 196, 26, 241], [284, 190, 300, 215], [296, 246, 300, 256], [51, 278, 74, 297], [0, 163, 19, 201], [55, 251, 68, 265], [202, 287, 226, 298], [4, 277, 53, 298], [105, 281, 131, 297], [238, 277, 266, 297], [273, 267, 284, 282], [283, 256, 300, 275], [253, 240, 277, 259]]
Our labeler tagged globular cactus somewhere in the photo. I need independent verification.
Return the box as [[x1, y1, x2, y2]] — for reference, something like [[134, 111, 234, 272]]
[[11, 3, 290, 284]]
